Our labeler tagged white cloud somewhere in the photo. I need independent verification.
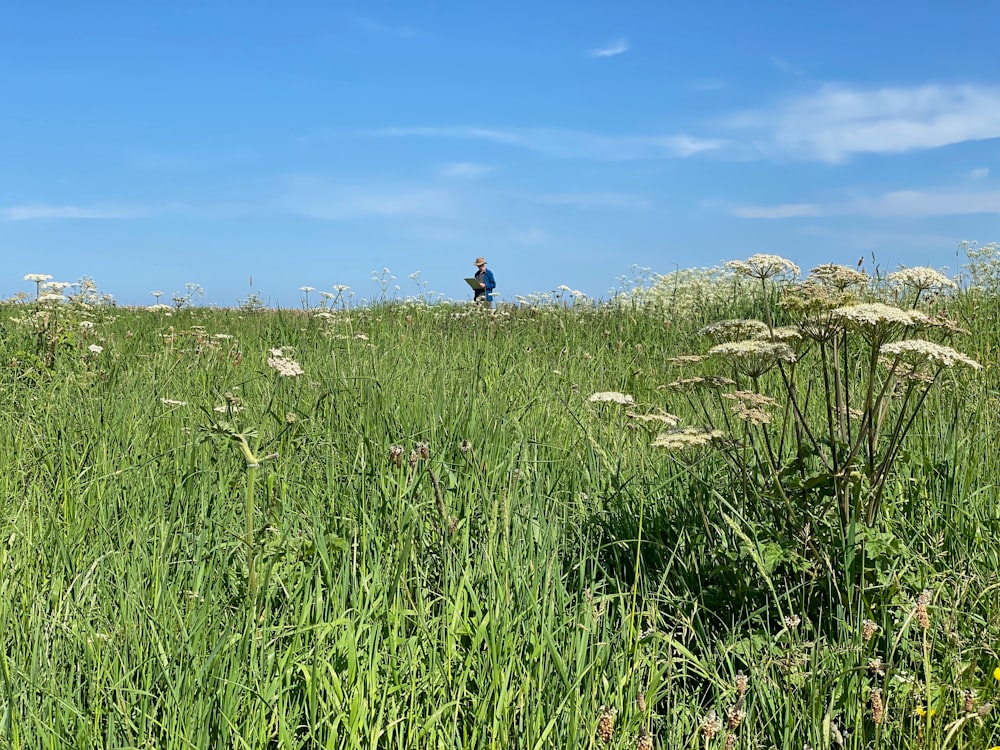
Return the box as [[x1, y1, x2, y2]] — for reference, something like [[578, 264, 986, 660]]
[[729, 83, 1000, 162], [770, 56, 805, 77], [0, 204, 138, 220], [440, 162, 493, 179], [733, 203, 822, 219], [531, 192, 651, 210], [355, 17, 421, 39], [280, 180, 458, 220], [371, 126, 728, 160], [734, 187, 1000, 219], [964, 167, 990, 179], [589, 37, 629, 58]]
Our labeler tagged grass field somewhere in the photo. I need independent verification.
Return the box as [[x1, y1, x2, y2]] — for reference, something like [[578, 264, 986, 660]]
[[2, 259, 999, 749]]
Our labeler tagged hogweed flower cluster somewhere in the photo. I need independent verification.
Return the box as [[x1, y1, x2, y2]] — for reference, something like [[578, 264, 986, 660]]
[[808, 263, 869, 291], [888, 266, 956, 294], [699, 318, 770, 343], [879, 340, 981, 371], [266, 347, 305, 377], [708, 339, 796, 378], [726, 253, 801, 282], [588, 391, 636, 405], [651, 426, 726, 450]]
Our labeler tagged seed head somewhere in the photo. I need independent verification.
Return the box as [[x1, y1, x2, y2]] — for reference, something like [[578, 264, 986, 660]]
[[734, 672, 749, 696], [963, 688, 976, 714], [388, 444, 404, 467], [861, 619, 877, 642], [635, 727, 653, 750], [726, 703, 745, 730], [870, 688, 884, 725], [701, 710, 722, 740], [596, 705, 616, 743], [867, 657, 885, 676], [915, 589, 932, 630]]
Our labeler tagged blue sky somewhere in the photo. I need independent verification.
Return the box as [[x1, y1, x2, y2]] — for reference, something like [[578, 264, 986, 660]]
[[2, 1, 999, 306]]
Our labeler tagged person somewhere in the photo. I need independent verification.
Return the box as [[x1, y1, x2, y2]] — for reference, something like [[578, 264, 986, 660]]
[[473, 257, 496, 305]]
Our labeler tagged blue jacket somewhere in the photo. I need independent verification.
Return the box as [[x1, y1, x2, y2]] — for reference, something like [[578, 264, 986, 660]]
[[474, 268, 496, 302]]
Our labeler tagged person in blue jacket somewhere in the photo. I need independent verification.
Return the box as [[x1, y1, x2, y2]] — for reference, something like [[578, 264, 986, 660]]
[[473, 257, 496, 305]]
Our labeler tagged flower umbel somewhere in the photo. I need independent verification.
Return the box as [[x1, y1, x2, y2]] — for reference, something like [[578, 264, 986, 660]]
[[266, 347, 305, 377], [588, 391, 635, 405], [726, 253, 801, 282]]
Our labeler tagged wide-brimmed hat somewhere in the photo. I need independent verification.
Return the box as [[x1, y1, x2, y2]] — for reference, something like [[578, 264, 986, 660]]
[[474, 257, 486, 265]]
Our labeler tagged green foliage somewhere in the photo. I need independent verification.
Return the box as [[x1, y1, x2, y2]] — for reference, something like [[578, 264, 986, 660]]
[[0, 279, 996, 749]]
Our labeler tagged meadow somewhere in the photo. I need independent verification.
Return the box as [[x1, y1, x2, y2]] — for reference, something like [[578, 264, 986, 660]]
[[1, 253, 999, 749]]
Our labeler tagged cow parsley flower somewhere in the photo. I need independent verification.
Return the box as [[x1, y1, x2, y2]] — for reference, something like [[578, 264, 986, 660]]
[[725, 254, 800, 282], [830, 303, 921, 344], [887, 266, 956, 292], [267, 348, 304, 377], [24, 273, 53, 283], [709, 340, 796, 377], [808, 263, 869, 290], [652, 427, 726, 450], [699, 319, 769, 343], [880, 339, 981, 370], [627, 410, 680, 426], [587, 391, 635, 405]]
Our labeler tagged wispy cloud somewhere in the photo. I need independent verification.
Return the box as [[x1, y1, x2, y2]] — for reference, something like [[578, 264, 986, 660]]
[[729, 83, 1000, 162], [0, 204, 140, 220], [733, 203, 822, 219], [530, 192, 651, 210], [371, 126, 728, 160], [964, 166, 990, 179], [279, 179, 457, 220], [770, 56, 805, 77], [354, 17, 421, 39], [734, 187, 1000, 219], [440, 162, 493, 179], [589, 37, 629, 58]]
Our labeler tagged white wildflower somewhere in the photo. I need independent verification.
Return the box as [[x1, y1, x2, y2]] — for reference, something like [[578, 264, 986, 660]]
[[79, 320, 95, 329], [87, 344, 103, 354], [725, 254, 800, 281], [160, 398, 189, 406], [587, 391, 635, 405], [41, 281, 74, 293], [699, 319, 769, 343], [37, 293, 66, 303], [756, 326, 802, 342], [880, 339, 981, 370], [627, 410, 680, 426], [652, 427, 726, 450], [267, 350, 305, 377], [831, 302, 922, 343], [887, 266, 957, 291], [299, 286, 315, 293], [24, 273, 53, 283], [709, 339, 796, 377], [809, 263, 869, 290]]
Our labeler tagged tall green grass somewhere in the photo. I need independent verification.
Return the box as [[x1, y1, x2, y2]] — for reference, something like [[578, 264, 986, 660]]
[[0, 287, 997, 749]]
